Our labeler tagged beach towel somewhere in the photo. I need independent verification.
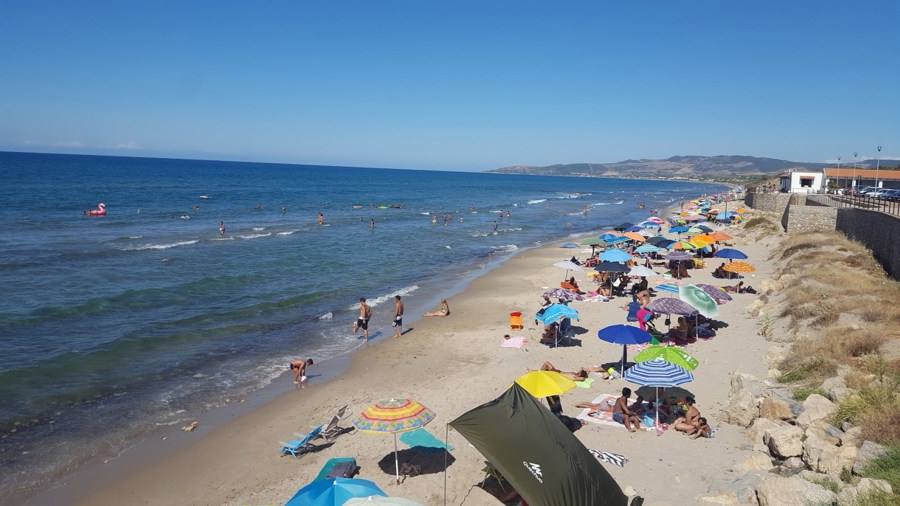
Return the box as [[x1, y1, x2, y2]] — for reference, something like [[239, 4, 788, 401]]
[[576, 394, 654, 432], [399, 428, 454, 451], [589, 449, 628, 467], [574, 377, 594, 389], [501, 336, 526, 349]]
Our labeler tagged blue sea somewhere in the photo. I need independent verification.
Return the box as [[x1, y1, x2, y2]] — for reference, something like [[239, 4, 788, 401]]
[[0, 151, 726, 501]]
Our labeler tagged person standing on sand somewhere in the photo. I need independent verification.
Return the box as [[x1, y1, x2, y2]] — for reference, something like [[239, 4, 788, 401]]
[[392, 295, 404, 338], [353, 297, 372, 341], [290, 359, 313, 384], [219, 221, 225, 236]]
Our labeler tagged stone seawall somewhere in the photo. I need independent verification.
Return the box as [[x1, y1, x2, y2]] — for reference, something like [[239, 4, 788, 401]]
[[837, 209, 900, 280], [745, 192, 899, 280]]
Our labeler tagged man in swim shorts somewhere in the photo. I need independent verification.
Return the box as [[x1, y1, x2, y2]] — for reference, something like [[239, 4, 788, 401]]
[[290, 359, 313, 384], [613, 387, 641, 432], [353, 297, 372, 341], [392, 295, 404, 338]]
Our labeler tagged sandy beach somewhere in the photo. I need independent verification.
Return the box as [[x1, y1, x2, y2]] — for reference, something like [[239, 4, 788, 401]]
[[64, 198, 779, 506]]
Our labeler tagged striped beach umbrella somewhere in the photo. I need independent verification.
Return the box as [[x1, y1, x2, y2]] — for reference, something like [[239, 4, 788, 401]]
[[634, 346, 699, 371], [353, 399, 436, 483], [624, 358, 694, 388]]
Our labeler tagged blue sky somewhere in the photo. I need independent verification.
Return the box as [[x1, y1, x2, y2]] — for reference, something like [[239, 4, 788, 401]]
[[1, 1, 898, 171]]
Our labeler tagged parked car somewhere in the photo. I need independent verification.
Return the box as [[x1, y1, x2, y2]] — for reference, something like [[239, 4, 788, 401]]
[[872, 189, 900, 199]]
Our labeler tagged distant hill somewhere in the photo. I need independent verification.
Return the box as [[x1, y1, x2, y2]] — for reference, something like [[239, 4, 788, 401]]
[[487, 155, 900, 180]]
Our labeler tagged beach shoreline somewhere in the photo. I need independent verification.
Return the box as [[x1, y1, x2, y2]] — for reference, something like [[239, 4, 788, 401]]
[[35, 193, 758, 506]]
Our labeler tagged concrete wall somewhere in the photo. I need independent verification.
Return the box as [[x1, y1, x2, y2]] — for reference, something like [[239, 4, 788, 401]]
[[836, 209, 900, 280], [784, 205, 838, 233]]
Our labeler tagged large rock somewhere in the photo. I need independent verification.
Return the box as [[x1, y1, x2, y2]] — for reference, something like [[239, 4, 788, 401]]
[[748, 418, 782, 445], [731, 453, 774, 473], [802, 434, 858, 477], [730, 371, 765, 398], [764, 424, 804, 458], [841, 426, 863, 448], [755, 476, 837, 505], [759, 398, 794, 421], [723, 389, 757, 427], [853, 440, 888, 475], [838, 477, 893, 504], [805, 420, 841, 446], [795, 394, 836, 429]]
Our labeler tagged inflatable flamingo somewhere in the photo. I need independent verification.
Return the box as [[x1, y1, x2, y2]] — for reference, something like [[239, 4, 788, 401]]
[[84, 203, 107, 216]]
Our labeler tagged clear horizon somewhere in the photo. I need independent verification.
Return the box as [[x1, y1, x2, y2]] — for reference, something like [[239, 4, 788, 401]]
[[2, 1, 898, 171]]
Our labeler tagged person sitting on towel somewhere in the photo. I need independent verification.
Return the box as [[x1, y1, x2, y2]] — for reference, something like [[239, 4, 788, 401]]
[[613, 387, 642, 433]]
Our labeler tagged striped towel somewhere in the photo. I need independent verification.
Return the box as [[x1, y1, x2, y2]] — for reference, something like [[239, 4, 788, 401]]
[[590, 449, 628, 467]]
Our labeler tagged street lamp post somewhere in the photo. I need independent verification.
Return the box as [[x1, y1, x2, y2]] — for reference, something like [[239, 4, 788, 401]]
[[853, 152, 858, 192], [837, 156, 842, 194], [876, 145, 883, 188]]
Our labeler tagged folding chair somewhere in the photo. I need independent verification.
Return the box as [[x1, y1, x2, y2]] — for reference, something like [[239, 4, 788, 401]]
[[279, 424, 323, 458]]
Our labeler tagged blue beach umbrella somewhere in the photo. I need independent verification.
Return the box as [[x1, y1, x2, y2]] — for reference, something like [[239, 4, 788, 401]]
[[635, 244, 661, 254], [655, 283, 680, 294], [669, 226, 689, 233], [714, 248, 748, 260], [624, 358, 694, 388], [715, 211, 737, 221], [639, 221, 659, 228], [656, 239, 676, 249], [597, 324, 655, 374], [594, 261, 629, 273], [599, 233, 619, 242], [599, 248, 632, 262], [605, 236, 629, 245], [286, 477, 386, 506], [560, 242, 581, 248], [536, 303, 579, 325], [624, 226, 642, 233]]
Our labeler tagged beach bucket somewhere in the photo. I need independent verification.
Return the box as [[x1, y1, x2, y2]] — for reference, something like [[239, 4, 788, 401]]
[[509, 312, 523, 330]]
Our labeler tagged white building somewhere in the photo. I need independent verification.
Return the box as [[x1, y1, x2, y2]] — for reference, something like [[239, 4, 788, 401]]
[[778, 170, 824, 194]]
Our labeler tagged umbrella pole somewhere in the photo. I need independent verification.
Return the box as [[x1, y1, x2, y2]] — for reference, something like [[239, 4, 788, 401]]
[[394, 433, 400, 483], [621, 345, 627, 375]]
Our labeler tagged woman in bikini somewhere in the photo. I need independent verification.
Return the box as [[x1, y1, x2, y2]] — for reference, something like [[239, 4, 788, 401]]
[[424, 298, 450, 317]]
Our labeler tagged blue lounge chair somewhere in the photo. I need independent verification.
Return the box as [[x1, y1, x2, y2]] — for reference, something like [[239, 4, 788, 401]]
[[280, 424, 323, 458]]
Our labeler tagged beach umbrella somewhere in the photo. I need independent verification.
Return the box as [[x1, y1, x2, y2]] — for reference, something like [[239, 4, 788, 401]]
[[624, 226, 642, 233], [597, 324, 655, 374], [559, 242, 581, 248], [634, 244, 661, 254], [645, 298, 698, 316], [637, 229, 656, 237], [678, 284, 719, 318], [624, 358, 695, 430], [599, 233, 620, 241], [605, 236, 629, 245], [594, 262, 629, 273], [514, 370, 577, 398], [714, 248, 748, 260], [613, 222, 633, 231], [639, 221, 659, 228], [353, 399, 436, 483], [715, 211, 737, 221], [664, 252, 693, 261], [599, 248, 632, 262], [654, 282, 679, 294], [655, 239, 676, 249], [645, 236, 669, 246], [695, 283, 733, 302], [344, 497, 426, 506], [634, 346, 699, 371], [722, 261, 755, 274], [646, 216, 665, 224], [535, 303, 579, 325], [669, 226, 689, 233], [553, 260, 582, 280], [580, 238, 604, 246], [542, 287, 584, 302], [623, 232, 645, 242], [671, 241, 698, 250], [708, 232, 733, 241], [285, 477, 386, 506], [697, 225, 714, 232], [628, 265, 657, 277]]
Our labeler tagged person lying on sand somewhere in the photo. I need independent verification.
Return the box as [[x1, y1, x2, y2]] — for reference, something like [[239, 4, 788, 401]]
[[722, 281, 744, 293], [423, 298, 450, 317], [690, 417, 712, 439], [538, 361, 605, 381]]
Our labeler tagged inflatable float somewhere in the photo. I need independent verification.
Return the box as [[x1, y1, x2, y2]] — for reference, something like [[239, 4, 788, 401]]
[[84, 203, 107, 216]]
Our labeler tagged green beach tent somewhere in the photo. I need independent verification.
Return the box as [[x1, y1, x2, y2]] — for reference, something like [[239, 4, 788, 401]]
[[449, 383, 635, 506]]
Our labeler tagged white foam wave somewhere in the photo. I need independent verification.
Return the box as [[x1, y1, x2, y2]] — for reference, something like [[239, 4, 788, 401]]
[[527, 199, 547, 204], [276, 230, 300, 236], [125, 240, 199, 251], [494, 244, 518, 253], [345, 285, 420, 310], [317, 312, 333, 320], [252, 227, 266, 231], [237, 233, 273, 240]]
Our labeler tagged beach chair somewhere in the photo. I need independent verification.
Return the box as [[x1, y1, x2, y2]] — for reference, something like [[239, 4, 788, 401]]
[[280, 424, 323, 458]]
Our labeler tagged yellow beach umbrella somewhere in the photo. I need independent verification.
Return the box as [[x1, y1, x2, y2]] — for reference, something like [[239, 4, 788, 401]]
[[514, 370, 577, 398]]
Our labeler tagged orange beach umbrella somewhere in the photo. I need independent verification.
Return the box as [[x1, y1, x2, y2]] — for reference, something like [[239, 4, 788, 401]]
[[722, 261, 755, 273]]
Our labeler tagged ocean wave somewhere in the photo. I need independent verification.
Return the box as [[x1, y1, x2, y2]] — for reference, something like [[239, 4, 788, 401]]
[[527, 199, 546, 204], [236, 233, 272, 240], [317, 312, 333, 320], [123, 240, 199, 251], [251, 227, 266, 231], [493, 244, 518, 253], [344, 284, 419, 310], [275, 230, 299, 236]]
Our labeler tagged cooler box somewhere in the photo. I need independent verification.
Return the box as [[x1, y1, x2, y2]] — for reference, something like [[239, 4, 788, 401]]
[[509, 312, 523, 330]]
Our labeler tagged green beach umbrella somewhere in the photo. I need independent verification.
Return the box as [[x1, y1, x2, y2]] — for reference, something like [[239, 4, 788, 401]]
[[634, 346, 699, 371], [580, 238, 604, 246]]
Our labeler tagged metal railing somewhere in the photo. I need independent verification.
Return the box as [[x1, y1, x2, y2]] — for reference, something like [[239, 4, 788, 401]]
[[806, 194, 900, 217]]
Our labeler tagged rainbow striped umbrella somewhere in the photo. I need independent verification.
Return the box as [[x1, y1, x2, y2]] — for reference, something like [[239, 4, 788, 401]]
[[353, 399, 436, 483]]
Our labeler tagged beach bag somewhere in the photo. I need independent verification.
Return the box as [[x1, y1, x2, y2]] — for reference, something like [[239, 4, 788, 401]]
[[641, 414, 655, 427]]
